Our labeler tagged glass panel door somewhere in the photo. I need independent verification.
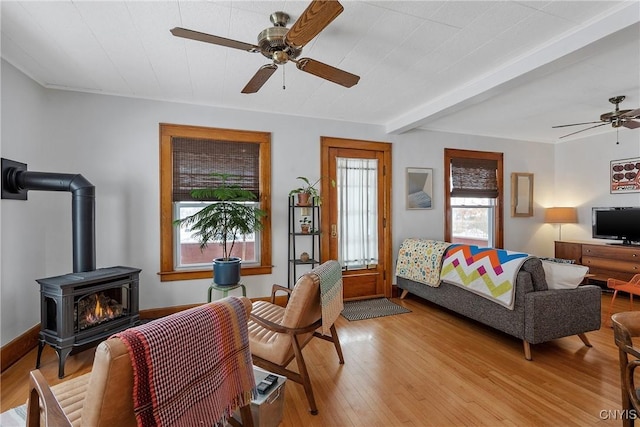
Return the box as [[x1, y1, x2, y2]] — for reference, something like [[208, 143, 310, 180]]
[[336, 157, 379, 270]]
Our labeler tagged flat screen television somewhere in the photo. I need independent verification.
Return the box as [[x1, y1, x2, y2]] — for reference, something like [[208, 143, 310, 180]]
[[592, 207, 640, 245]]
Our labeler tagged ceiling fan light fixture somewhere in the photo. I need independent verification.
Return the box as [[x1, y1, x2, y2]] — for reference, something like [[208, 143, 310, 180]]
[[257, 26, 301, 60], [272, 50, 289, 64], [170, 1, 359, 93], [554, 95, 640, 139]]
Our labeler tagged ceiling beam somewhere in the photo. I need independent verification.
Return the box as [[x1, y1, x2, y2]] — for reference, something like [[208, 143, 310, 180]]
[[385, 1, 640, 135]]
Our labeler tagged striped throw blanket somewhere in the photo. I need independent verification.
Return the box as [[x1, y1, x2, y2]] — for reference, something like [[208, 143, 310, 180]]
[[396, 239, 452, 286], [312, 260, 344, 335], [440, 245, 532, 310], [114, 297, 255, 427]]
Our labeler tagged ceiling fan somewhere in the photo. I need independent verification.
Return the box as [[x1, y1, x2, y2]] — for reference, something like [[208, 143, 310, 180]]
[[552, 96, 640, 139], [170, 0, 360, 94]]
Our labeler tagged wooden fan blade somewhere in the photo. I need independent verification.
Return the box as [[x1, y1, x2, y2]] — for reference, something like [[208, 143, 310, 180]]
[[622, 120, 640, 129], [552, 120, 603, 128], [295, 58, 359, 88], [170, 27, 259, 52], [621, 108, 640, 118], [558, 122, 608, 139], [285, 0, 344, 49], [241, 64, 278, 94]]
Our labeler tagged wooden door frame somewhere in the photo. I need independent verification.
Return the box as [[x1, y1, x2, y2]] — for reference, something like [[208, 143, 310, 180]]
[[320, 136, 393, 298]]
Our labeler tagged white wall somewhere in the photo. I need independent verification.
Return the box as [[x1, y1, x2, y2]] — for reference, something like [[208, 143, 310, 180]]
[[392, 129, 556, 258], [554, 130, 640, 243], [1, 61, 53, 343], [5, 59, 634, 345]]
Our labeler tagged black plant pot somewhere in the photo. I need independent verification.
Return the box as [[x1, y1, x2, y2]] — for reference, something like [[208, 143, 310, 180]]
[[213, 257, 241, 286]]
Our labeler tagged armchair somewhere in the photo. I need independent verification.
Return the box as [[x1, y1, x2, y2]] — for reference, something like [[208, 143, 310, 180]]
[[247, 260, 345, 415], [611, 311, 640, 427], [27, 297, 255, 427]]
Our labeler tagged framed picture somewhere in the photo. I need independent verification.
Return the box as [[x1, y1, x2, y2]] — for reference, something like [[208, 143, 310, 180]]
[[406, 167, 433, 209], [610, 157, 640, 194], [511, 172, 534, 217]]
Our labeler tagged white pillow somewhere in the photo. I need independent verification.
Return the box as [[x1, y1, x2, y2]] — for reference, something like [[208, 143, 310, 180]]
[[541, 260, 589, 289]]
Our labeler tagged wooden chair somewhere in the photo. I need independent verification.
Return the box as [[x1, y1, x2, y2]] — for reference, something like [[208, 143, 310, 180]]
[[247, 261, 345, 415], [607, 274, 640, 324], [27, 297, 255, 427], [611, 311, 640, 427]]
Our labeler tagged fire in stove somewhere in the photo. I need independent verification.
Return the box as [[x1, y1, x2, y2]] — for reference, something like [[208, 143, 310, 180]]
[[76, 292, 125, 331]]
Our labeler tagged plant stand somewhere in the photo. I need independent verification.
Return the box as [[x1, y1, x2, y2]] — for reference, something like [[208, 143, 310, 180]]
[[288, 196, 321, 288], [207, 282, 246, 302]]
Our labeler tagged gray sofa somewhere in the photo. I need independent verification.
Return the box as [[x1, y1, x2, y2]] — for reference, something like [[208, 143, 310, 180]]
[[396, 257, 602, 360]]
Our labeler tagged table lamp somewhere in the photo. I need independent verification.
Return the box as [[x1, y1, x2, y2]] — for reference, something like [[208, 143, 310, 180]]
[[545, 207, 578, 240]]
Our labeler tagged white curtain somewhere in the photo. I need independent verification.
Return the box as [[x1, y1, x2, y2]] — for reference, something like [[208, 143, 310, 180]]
[[336, 157, 378, 269]]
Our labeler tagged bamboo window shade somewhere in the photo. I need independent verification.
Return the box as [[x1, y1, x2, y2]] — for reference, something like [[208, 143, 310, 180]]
[[172, 138, 260, 202], [450, 158, 499, 198]]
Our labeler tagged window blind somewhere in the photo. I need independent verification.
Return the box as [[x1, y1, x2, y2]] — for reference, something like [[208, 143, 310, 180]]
[[172, 137, 260, 201], [450, 157, 499, 198]]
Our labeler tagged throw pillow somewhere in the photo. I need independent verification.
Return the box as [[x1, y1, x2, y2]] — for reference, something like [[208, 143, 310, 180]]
[[541, 260, 589, 289], [521, 258, 548, 291]]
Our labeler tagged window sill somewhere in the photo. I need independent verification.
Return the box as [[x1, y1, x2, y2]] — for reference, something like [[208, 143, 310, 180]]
[[158, 265, 272, 282]]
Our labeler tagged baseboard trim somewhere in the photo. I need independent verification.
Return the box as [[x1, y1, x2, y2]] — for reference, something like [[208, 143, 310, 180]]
[[0, 304, 207, 373], [1, 324, 40, 372]]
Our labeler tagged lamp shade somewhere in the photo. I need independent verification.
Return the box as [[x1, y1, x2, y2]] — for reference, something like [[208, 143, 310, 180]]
[[544, 207, 578, 224]]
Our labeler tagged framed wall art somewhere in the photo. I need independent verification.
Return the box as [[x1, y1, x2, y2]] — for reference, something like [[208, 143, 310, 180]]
[[511, 172, 533, 217], [610, 157, 640, 194], [406, 167, 433, 209]]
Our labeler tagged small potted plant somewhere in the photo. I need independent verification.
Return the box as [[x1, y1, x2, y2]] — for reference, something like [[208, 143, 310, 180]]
[[300, 217, 311, 234], [288, 176, 334, 206], [173, 173, 266, 286]]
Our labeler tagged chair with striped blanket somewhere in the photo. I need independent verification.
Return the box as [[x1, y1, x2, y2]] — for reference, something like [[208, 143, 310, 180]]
[[26, 296, 255, 427], [248, 260, 345, 415]]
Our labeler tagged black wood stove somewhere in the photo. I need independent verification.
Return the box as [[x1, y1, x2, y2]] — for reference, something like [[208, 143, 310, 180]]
[[36, 266, 140, 378], [1, 159, 142, 378]]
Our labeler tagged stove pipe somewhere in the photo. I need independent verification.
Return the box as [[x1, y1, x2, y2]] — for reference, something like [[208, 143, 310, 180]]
[[2, 163, 95, 273]]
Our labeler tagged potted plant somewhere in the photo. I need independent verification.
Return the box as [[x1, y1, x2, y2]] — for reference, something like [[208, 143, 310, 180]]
[[174, 173, 266, 286], [288, 176, 334, 206], [300, 217, 311, 234]]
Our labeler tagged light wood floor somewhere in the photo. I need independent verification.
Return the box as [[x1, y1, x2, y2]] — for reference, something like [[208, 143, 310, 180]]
[[1, 292, 634, 426]]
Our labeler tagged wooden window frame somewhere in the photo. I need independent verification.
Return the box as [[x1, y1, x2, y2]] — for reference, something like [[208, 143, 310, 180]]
[[159, 123, 272, 281], [444, 148, 504, 248]]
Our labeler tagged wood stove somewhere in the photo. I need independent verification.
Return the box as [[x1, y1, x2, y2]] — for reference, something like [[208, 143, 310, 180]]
[[2, 160, 142, 377], [36, 266, 140, 378]]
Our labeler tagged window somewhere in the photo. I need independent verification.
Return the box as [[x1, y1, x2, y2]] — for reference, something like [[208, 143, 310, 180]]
[[444, 149, 503, 248], [336, 157, 379, 269], [159, 123, 271, 281], [451, 197, 496, 247]]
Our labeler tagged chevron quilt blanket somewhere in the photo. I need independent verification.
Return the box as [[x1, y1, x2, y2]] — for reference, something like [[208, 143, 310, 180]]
[[396, 239, 452, 286], [440, 245, 532, 310]]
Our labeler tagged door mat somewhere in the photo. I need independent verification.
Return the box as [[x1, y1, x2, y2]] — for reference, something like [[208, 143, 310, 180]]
[[341, 298, 411, 321]]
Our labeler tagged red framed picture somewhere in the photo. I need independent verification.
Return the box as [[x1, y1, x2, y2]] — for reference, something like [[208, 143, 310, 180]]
[[610, 157, 640, 193]]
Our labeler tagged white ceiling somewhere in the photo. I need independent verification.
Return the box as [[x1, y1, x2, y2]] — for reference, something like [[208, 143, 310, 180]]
[[1, 0, 639, 143]]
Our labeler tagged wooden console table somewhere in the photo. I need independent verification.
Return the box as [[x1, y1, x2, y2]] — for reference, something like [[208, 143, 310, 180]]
[[555, 240, 640, 283]]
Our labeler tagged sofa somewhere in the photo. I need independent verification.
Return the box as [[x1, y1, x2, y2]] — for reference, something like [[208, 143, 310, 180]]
[[397, 255, 602, 360]]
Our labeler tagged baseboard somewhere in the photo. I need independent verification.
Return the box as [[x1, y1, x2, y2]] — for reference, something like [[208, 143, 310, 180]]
[[0, 324, 40, 373], [140, 303, 201, 320], [0, 304, 207, 373]]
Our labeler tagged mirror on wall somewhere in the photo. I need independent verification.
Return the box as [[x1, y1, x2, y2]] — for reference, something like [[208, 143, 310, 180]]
[[511, 173, 533, 217]]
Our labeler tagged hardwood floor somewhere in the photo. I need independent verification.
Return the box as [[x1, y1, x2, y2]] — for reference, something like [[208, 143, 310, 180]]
[[1, 292, 633, 426]]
